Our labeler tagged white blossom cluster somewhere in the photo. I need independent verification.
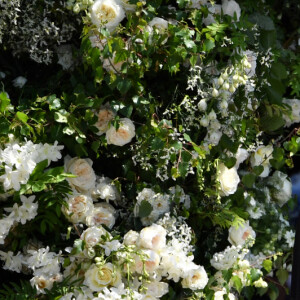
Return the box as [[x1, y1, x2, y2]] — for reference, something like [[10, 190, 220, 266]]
[[0, 139, 63, 192], [0, 0, 80, 64], [0, 195, 38, 244]]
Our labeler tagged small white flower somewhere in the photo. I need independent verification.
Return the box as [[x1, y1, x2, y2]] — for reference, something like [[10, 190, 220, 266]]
[[90, 0, 126, 32], [12, 76, 27, 88], [106, 118, 135, 146]]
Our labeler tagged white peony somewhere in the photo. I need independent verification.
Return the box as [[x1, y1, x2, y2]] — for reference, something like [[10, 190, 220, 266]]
[[90, 0, 126, 32], [64, 156, 96, 192], [250, 145, 273, 177], [181, 264, 208, 290], [138, 224, 167, 251], [106, 118, 135, 146], [228, 221, 256, 246], [12, 76, 27, 88], [217, 163, 240, 196], [94, 107, 115, 135], [62, 193, 94, 224], [222, 0, 241, 20]]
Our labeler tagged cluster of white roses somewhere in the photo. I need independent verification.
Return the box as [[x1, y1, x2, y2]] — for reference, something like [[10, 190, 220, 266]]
[[0, 139, 63, 192], [59, 216, 208, 299], [63, 156, 120, 228], [93, 105, 135, 146]]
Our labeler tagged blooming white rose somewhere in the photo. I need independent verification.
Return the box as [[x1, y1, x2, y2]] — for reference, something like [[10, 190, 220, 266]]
[[64, 156, 96, 192], [93, 176, 120, 202], [222, 0, 241, 20], [90, 0, 125, 32], [123, 230, 139, 246], [282, 99, 300, 127], [181, 264, 208, 290], [106, 118, 135, 146], [217, 163, 240, 196], [12, 76, 27, 88], [188, 0, 208, 9], [138, 224, 167, 251], [234, 147, 249, 168], [250, 145, 273, 177], [214, 289, 236, 300], [62, 194, 94, 224], [84, 263, 121, 291], [81, 226, 108, 248], [268, 171, 292, 207], [86, 203, 116, 229], [133, 249, 160, 274], [144, 281, 169, 298], [148, 17, 168, 33], [94, 107, 115, 135], [228, 221, 256, 246]]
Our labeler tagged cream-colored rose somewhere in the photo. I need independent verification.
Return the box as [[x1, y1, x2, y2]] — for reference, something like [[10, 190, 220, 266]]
[[250, 145, 273, 178], [81, 226, 108, 248], [138, 224, 167, 251], [120, 0, 136, 11], [134, 250, 160, 274], [181, 265, 208, 290], [228, 221, 256, 246], [144, 281, 169, 298], [217, 163, 240, 196], [123, 230, 139, 246], [94, 107, 115, 135], [148, 17, 168, 33], [93, 176, 120, 202], [106, 118, 135, 146], [62, 193, 94, 224], [86, 203, 116, 229], [84, 263, 121, 292], [64, 156, 96, 192], [282, 99, 300, 127], [90, 0, 125, 32]]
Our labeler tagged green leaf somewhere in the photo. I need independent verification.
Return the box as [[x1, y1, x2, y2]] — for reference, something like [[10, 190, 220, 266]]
[[242, 173, 256, 188], [271, 63, 287, 80], [253, 165, 264, 176], [263, 259, 272, 273], [276, 269, 289, 285], [71, 239, 84, 255], [138, 200, 153, 218], [203, 39, 215, 52], [260, 115, 284, 132], [48, 95, 61, 110], [248, 13, 275, 30], [117, 78, 132, 95], [16, 111, 28, 124], [222, 269, 233, 282], [30, 159, 48, 180], [250, 268, 261, 282], [54, 110, 68, 123], [231, 275, 242, 293], [0, 92, 10, 113]]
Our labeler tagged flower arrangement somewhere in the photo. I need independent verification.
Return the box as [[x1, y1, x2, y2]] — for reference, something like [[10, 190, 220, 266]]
[[0, 0, 300, 299]]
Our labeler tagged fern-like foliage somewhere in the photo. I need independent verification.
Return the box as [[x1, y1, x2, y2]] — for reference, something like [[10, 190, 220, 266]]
[[0, 280, 38, 300]]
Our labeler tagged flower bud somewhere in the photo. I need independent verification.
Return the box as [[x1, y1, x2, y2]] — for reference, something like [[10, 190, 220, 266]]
[[198, 99, 207, 111], [212, 88, 219, 97], [218, 77, 224, 85], [222, 82, 230, 90], [200, 117, 209, 127], [229, 85, 236, 93]]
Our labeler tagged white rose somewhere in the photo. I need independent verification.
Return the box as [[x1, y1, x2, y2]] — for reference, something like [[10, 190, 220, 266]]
[[93, 176, 120, 202], [268, 171, 292, 207], [282, 99, 300, 127], [12, 76, 27, 88], [149, 17, 168, 33], [222, 0, 241, 20], [106, 118, 135, 146], [94, 107, 115, 135], [181, 265, 208, 290], [123, 230, 139, 246], [81, 226, 108, 248], [90, 0, 125, 32], [64, 156, 96, 192], [144, 281, 169, 298], [138, 224, 167, 251], [217, 163, 240, 196], [234, 147, 249, 168], [228, 221, 256, 246], [250, 145, 273, 177], [62, 193, 94, 224], [84, 263, 121, 291], [86, 203, 116, 229], [134, 249, 160, 274], [214, 290, 236, 300]]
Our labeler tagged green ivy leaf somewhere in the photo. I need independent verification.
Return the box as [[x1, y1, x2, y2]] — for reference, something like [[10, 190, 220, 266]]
[[263, 259, 272, 273], [231, 275, 242, 293], [138, 200, 153, 218]]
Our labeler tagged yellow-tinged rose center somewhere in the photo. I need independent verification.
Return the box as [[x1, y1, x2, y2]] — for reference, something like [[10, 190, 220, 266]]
[[97, 4, 117, 23]]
